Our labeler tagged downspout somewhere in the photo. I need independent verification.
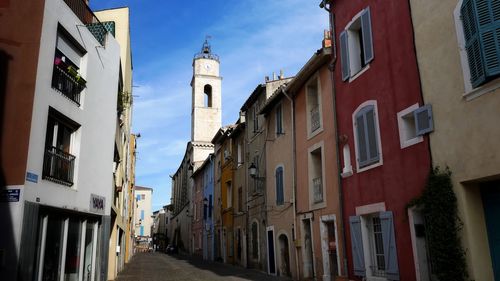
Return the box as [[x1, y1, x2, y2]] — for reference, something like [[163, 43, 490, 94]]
[[282, 88, 300, 279], [325, 6, 350, 276]]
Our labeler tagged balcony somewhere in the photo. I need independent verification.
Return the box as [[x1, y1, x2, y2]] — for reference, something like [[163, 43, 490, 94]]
[[52, 65, 85, 105], [63, 0, 111, 45], [313, 177, 323, 203], [42, 146, 76, 187], [310, 105, 321, 132]]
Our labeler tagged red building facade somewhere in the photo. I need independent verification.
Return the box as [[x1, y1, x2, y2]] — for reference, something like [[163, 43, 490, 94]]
[[330, 1, 432, 280]]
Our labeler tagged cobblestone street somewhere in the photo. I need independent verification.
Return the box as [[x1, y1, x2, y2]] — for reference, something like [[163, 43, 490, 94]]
[[116, 253, 293, 281]]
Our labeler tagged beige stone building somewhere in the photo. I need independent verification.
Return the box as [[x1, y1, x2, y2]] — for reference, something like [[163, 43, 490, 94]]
[[409, 1, 500, 280], [259, 83, 297, 279], [94, 7, 134, 280]]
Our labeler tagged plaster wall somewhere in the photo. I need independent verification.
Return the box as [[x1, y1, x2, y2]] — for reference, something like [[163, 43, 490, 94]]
[[264, 96, 297, 279], [23, 0, 120, 216], [409, 0, 500, 279], [294, 65, 344, 279], [135, 188, 153, 237], [332, 1, 431, 280]]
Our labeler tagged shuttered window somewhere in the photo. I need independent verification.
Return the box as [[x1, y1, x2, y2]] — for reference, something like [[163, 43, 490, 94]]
[[275, 167, 284, 205], [349, 212, 400, 280], [340, 7, 374, 81], [461, 0, 500, 87], [354, 104, 380, 168]]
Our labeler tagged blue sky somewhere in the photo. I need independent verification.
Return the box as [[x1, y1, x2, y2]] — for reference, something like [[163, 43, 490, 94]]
[[91, 1, 329, 211]]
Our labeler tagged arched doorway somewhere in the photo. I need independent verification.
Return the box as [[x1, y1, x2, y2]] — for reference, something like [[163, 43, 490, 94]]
[[278, 234, 291, 277]]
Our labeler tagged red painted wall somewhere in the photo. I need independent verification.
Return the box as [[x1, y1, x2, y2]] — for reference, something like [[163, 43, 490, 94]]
[[332, 1, 431, 280]]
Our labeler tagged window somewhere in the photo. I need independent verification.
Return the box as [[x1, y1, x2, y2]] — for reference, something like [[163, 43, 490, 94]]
[[136, 195, 140, 201], [226, 181, 232, 208], [353, 101, 382, 171], [208, 195, 213, 218], [237, 141, 243, 166], [276, 103, 283, 135], [459, 0, 500, 89], [43, 108, 79, 186], [52, 28, 86, 105], [253, 105, 259, 132], [275, 166, 284, 205], [238, 187, 243, 212], [349, 212, 399, 280], [340, 7, 374, 81], [397, 104, 434, 149], [306, 77, 322, 135], [140, 210, 144, 220], [204, 84, 212, 107], [309, 146, 324, 204], [141, 194, 145, 200]]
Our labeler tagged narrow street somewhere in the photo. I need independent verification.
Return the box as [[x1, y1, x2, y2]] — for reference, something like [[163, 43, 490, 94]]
[[116, 253, 293, 281]]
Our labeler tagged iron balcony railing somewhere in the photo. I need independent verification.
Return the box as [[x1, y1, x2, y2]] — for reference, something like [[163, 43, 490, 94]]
[[313, 177, 323, 203], [52, 65, 84, 105], [63, 0, 108, 45], [43, 146, 76, 186], [310, 105, 321, 132]]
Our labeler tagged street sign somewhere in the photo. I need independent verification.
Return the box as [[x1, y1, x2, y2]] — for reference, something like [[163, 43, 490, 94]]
[[0, 189, 20, 202]]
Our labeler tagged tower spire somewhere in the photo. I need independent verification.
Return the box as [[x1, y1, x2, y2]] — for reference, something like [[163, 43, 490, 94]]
[[194, 36, 219, 61]]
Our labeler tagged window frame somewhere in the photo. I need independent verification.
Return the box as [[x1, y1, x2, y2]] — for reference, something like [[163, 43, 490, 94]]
[[305, 74, 323, 139], [454, 0, 500, 100], [275, 165, 285, 206], [340, 7, 374, 82], [275, 102, 284, 136], [352, 100, 383, 173], [308, 141, 326, 210], [397, 103, 423, 149]]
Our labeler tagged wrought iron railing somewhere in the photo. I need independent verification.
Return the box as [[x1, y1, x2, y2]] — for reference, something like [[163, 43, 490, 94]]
[[313, 177, 323, 203], [63, 0, 108, 45], [310, 105, 321, 132], [43, 146, 76, 186], [52, 65, 84, 105]]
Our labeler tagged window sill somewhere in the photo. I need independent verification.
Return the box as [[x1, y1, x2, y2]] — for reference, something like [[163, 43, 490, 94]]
[[341, 168, 353, 178], [356, 160, 383, 174], [400, 136, 423, 149], [463, 78, 500, 101], [307, 126, 323, 140], [349, 64, 371, 83]]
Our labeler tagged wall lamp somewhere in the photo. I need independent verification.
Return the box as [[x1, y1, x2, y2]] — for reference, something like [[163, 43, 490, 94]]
[[248, 162, 265, 180]]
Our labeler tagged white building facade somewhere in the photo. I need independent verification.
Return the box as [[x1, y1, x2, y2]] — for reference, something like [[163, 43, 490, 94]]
[[0, 0, 121, 280]]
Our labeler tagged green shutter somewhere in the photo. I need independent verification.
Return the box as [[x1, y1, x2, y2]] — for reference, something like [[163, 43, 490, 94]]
[[462, 0, 500, 87]]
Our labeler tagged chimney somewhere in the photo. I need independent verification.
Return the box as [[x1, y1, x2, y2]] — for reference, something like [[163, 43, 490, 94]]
[[323, 29, 332, 48], [279, 69, 284, 79]]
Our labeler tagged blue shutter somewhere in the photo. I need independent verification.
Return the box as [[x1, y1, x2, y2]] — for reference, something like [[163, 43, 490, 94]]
[[414, 104, 434, 136], [364, 106, 379, 164], [380, 211, 400, 280], [276, 167, 284, 205], [355, 111, 368, 166], [136, 195, 140, 201], [349, 216, 366, 277], [361, 7, 374, 64], [356, 105, 379, 168], [140, 226, 144, 236], [340, 30, 350, 81], [141, 210, 145, 220], [462, 0, 500, 87]]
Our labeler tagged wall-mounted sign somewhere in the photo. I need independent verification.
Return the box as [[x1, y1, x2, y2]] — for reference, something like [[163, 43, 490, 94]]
[[0, 189, 20, 202], [90, 194, 105, 214], [26, 172, 38, 183]]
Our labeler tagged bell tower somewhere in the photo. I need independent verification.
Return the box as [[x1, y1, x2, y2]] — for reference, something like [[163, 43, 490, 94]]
[[190, 39, 222, 164]]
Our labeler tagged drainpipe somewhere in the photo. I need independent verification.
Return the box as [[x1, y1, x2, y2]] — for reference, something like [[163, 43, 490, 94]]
[[281, 88, 300, 279], [324, 5, 350, 277]]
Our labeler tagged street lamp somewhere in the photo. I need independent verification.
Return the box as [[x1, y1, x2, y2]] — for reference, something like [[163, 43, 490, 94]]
[[248, 162, 257, 178]]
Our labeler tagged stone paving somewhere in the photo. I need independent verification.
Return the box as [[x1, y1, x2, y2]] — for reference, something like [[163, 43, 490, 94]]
[[116, 252, 293, 281]]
